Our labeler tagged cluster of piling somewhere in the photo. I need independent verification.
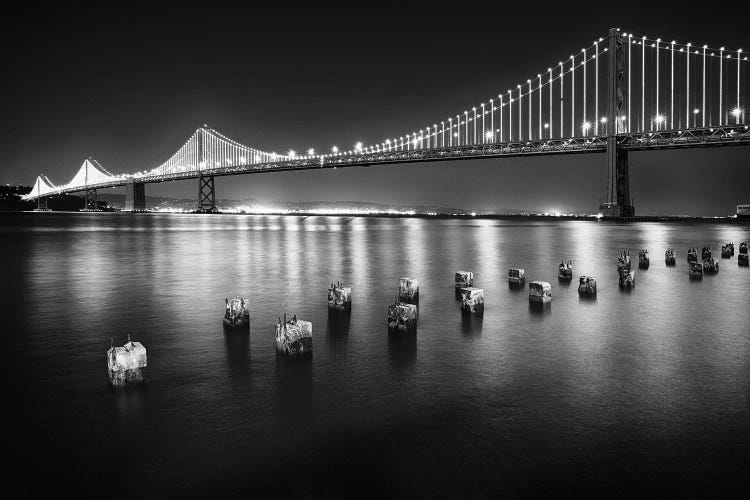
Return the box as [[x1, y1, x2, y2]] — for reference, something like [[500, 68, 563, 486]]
[[388, 277, 419, 333], [617, 251, 635, 288], [721, 242, 734, 258], [455, 271, 484, 314], [638, 249, 650, 269], [739, 242, 749, 267], [106, 239, 748, 385], [665, 248, 676, 266], [557, 260, 573, 281]]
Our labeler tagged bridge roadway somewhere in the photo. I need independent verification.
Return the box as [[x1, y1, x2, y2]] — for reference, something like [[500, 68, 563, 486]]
[[36, 125, 750, 197]]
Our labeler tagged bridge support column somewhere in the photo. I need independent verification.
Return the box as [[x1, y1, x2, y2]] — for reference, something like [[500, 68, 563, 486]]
[[197, 174, 216, 212], [615, 150, 634, 217], [37, 196, 48, 211], [600, 27, 635, 218], [85, 188, 98, 211], [125, 180, 146, 211]]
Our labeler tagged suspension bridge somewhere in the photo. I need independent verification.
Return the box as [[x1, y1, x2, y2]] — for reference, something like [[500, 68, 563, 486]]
[[23, 28, 749, 216]]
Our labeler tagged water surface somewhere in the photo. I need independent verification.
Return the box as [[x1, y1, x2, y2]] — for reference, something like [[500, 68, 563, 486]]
[[6, 214, 749, 497]]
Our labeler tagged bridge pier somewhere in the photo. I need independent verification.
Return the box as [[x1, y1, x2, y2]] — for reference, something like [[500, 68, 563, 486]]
[[84, 188, 98, 210], [615, 150, 634, 217], [37, 196, 48, 211], [197, 174, 216, 212], [125, 180, 146, 211], [600, 27, 635, 218]]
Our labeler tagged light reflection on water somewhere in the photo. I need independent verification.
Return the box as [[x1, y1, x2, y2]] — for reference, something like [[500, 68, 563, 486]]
[[6, 213, 750, 497]]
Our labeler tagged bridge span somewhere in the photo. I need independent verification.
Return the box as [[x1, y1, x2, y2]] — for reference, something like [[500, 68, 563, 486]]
[[23, 28, 749, 216]]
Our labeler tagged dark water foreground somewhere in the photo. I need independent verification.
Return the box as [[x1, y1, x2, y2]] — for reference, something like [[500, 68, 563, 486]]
[[5, 214, 749, 497]]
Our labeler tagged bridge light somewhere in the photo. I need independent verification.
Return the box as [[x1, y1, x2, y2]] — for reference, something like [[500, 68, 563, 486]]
[[600, 117, 608, 123], [331, 145, 339, 154], [288, 150, 296, 159], [581, 121, 592, 134], [485, 130, 494, 141], [307, 148, 315, 156], [239, 156, 246, 163], [354, 142, 363, 152]]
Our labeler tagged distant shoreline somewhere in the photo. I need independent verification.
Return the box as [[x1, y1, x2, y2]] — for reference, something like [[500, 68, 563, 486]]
[[5, 210, 749, 223]]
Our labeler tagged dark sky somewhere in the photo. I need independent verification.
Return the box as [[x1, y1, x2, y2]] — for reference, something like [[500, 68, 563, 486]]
[[2, 4, 748, 215]]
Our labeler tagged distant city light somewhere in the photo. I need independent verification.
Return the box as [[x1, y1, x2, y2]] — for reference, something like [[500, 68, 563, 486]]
[[307, 148, 315, 156], [354, 142, 363, 152], [331, 145, 339, 154]]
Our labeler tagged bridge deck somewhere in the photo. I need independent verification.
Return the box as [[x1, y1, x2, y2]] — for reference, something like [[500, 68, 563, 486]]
[[27, 126, 749, 198]]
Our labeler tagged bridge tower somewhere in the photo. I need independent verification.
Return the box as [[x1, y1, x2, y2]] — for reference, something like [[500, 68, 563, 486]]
[[601, 28, 635, 217], [196, 127, 217, 212]]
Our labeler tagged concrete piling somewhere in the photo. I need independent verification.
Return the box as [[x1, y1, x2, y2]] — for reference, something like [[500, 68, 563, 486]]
[[459, 287, 484, 314], [558, 260, 573, 281], [275, 314, 313, 356], [618, 251, 635, 288], [739, 242, 748, 267], [223, 296, 250, 328], [508, 268, 525, 287], [327, 282, 352, 311], [578, 276, 597, 296], [454, 271, 473, 297], [387, 301, 418, 332], [638, 249, 650, 269], [107, 335, 148, 387], [529, 281, 552, 305], [703, 257, 719, 274], [398, 277, 419, 305], [665, 249, 676, 266]]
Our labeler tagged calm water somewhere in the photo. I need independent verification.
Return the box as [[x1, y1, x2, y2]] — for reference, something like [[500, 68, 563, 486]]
[[6, 214, 750, 497]]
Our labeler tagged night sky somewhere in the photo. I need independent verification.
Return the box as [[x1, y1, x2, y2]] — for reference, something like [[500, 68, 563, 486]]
[[2, 5, 748, 215]]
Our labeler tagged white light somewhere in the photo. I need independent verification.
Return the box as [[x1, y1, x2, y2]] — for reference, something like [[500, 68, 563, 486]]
[[693, 108, 700, 114], [581, 121, 592, 132], [655, 114, 665, 124], [600, 117, 608, 124], [288, 150, 296, 159], [331, 145, 339, 153], [354, 142, 363, 152], [731, 107, 742, 118], [485, 130, 495, 140], [239, 156, 246, 163]]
